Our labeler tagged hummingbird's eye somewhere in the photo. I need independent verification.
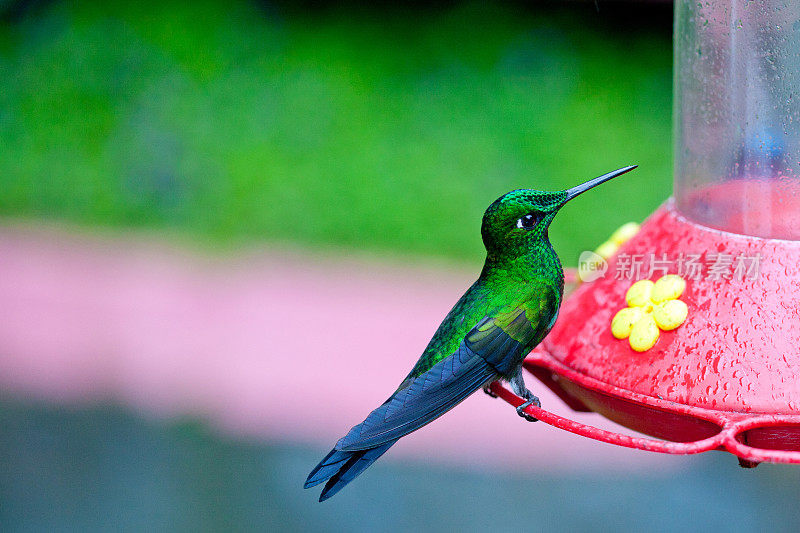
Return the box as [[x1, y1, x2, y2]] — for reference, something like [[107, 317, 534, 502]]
[[516, 213, 539, 230]]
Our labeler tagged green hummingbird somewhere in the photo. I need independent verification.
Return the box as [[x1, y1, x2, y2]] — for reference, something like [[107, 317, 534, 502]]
[[305, 165, 636, 501]]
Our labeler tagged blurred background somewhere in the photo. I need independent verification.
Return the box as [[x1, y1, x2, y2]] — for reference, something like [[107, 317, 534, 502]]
[[1, 0, 799, 531]]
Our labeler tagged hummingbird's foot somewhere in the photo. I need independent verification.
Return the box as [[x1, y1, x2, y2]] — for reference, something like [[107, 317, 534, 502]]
[[516, 393, 541, 422], [482, 385, 498, 398], [508, 370, 540, 421]]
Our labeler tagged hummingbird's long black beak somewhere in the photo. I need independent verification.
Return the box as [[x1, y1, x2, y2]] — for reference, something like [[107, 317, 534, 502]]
[[564, 165, 637, 202]]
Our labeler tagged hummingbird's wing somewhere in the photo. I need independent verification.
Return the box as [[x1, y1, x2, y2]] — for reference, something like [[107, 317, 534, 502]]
[[334, 284, 559, 452], [335, 337, 498, 452]]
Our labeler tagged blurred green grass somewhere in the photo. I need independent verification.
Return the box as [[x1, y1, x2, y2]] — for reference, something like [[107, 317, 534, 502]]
[[0, 0, 672, 264]]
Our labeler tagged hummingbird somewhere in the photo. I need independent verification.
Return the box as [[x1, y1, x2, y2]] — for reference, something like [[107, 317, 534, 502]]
[[305, 165, 637, 501]]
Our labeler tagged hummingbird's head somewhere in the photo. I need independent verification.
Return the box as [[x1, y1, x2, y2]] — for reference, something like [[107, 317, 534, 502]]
[[480, 165, 637, 259]]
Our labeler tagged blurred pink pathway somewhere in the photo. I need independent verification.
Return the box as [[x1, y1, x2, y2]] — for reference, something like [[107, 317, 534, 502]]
[[0, 224, 684, 473]]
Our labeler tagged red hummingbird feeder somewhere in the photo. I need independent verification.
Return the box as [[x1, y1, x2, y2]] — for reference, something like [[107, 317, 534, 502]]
[[491, 0, 800, 466]]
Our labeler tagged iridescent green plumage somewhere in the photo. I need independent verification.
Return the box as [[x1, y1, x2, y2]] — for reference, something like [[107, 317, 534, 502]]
[[306, 166, 637, 501], [404, 188, 568, 384]]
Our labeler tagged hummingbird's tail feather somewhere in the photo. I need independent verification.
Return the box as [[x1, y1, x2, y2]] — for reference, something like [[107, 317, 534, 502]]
[[304, 441, 396, 501], [306, 344, 499, 501], [304, 448, 352, 489]]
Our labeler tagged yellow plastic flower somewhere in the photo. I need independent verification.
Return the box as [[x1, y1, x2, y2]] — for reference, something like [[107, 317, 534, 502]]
[[594, 222, 640, 260], [611, 274, 688, 352]]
